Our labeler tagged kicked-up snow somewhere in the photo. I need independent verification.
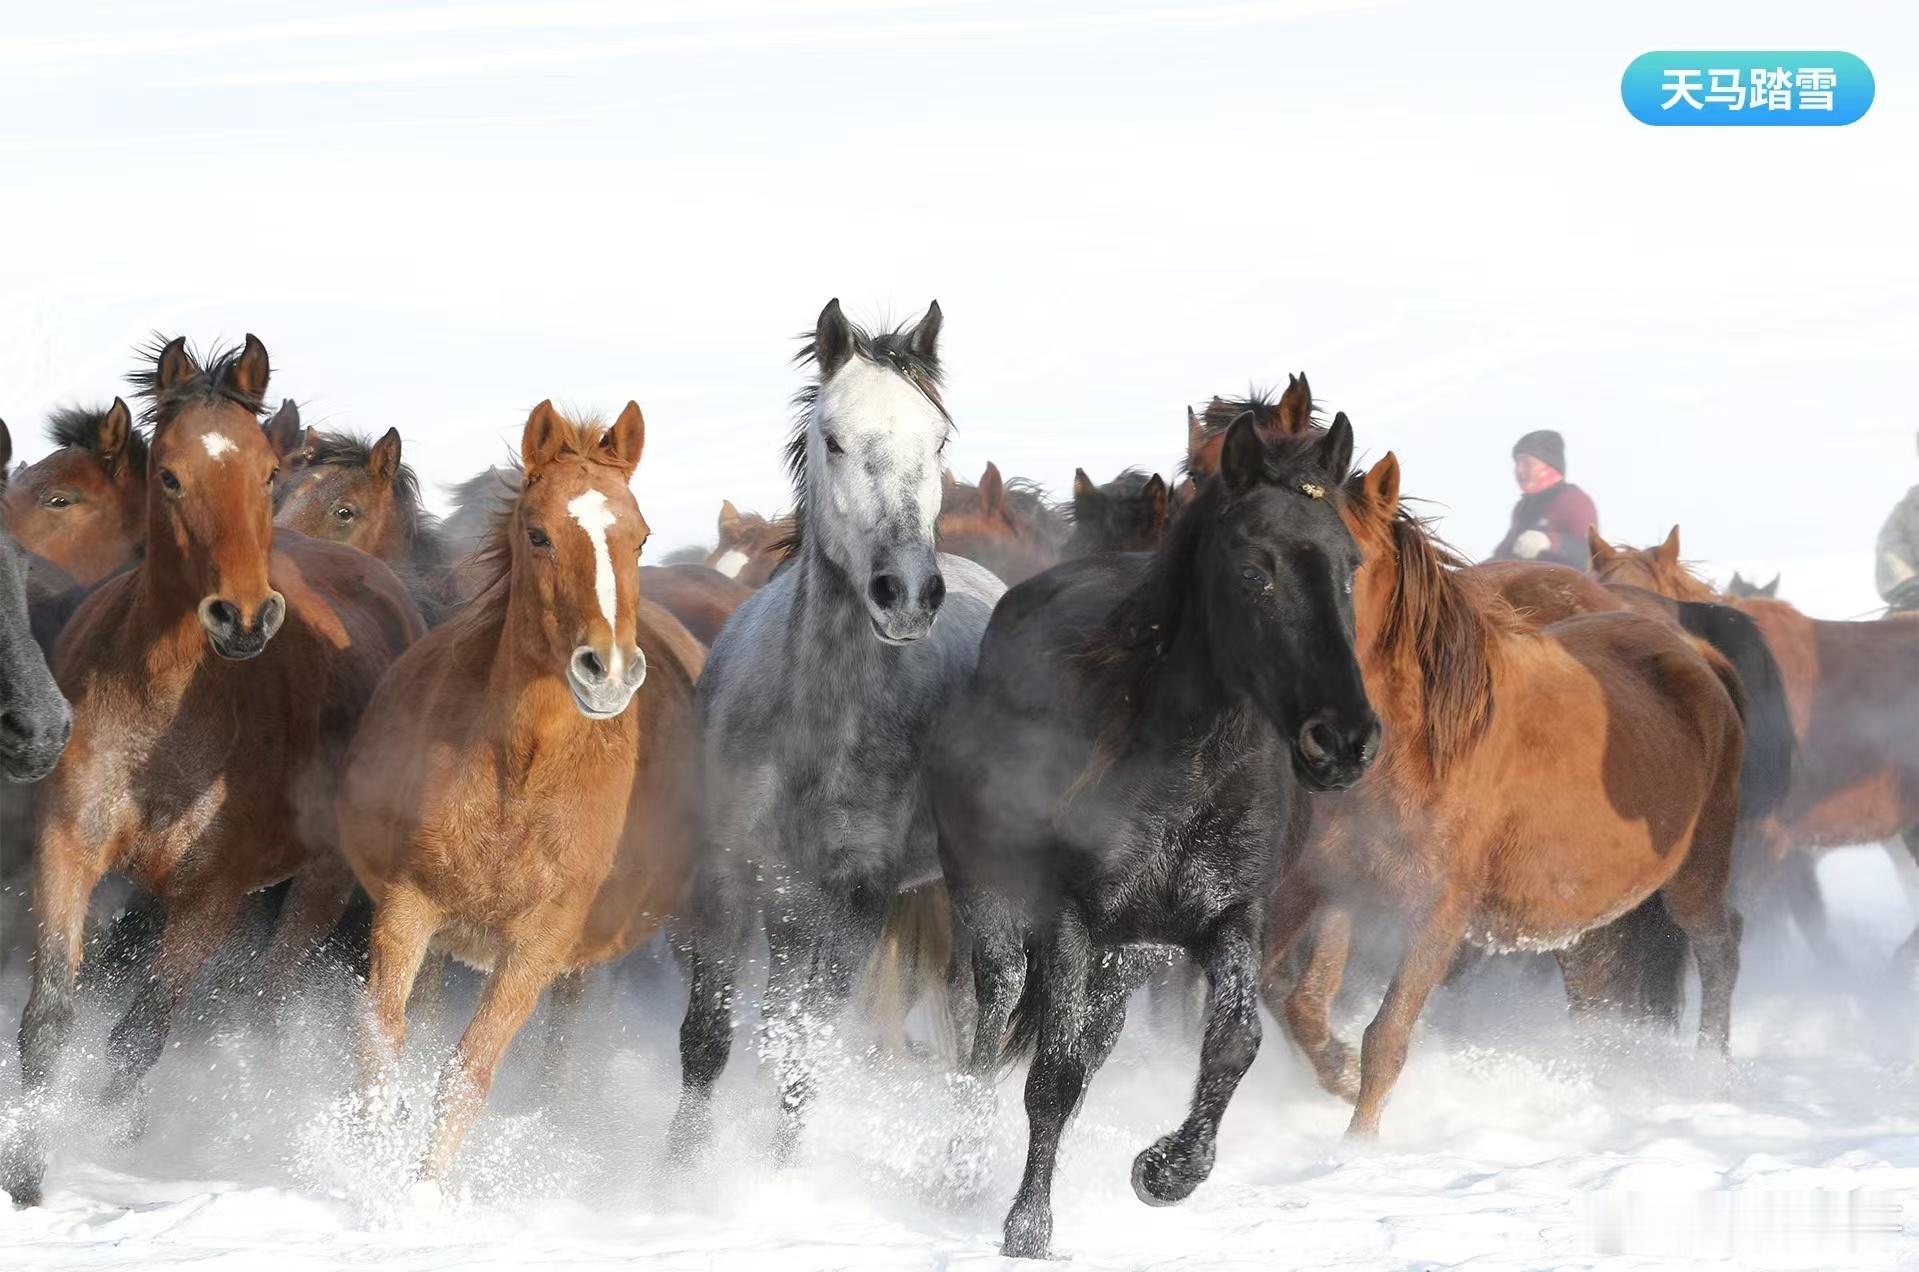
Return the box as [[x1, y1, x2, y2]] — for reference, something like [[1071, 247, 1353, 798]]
[[2, 847, 1917, 1270]]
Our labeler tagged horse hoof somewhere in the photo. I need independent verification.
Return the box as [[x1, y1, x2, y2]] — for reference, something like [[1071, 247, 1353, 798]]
[[1, 1164, 44, 1209], [1131, 1133, 1213, 1207], [1001, 1206, 1053, 1260]]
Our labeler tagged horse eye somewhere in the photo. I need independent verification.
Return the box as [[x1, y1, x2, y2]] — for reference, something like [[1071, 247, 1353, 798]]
[[1241, 564, 1265, 585], [333, 504, 356, 522], [159, 469, 180, 492], [528, 527, 551, 549], [824, 434, 845, 456], [44, 494, 71, 509]]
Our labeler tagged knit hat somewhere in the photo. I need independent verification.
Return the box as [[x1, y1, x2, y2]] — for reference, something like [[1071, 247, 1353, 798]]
[[1513, 429, 1566, 474]]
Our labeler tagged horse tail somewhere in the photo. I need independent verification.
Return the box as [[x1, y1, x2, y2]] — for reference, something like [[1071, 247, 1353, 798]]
[[859, 878, 961, 1059], [1674, 599, 1796, 820]]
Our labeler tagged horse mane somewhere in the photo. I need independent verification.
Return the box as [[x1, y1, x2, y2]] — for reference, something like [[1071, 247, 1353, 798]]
[[1074, 430, 1333, 784], [464, 410, 609, 623], [778, 315, 950, 557], [1614, 544, 1722, 603], [1346, 480, 1517, 779], [128, 335, 266, 427], [1180, 385, 1326, 479], [44, 404, 150, 473], [291, 429, 450, 567]]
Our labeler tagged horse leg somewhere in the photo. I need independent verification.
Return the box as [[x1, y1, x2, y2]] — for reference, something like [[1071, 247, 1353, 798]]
[[357, 886, 439, 1103], [101, 881, 246, 1113], [1895, 825, 1919, 967], [1348, 894, 1470, 1139], [1001, 906, 1093, 1262], [1257, 876, 1325, 1004], [256, 854, 360, 1019], [540, 967, 589, 1090], [420, 951, 560, 1181], [1659, 791, 1742, 1056], [1778, 852, 1846, 969], [2, 835, 106, 1205], [1132, 910, 1263, 1206], [1282, 905, 1359, 1102], [667, 878, 752, 1161], [407, 952, 451, 1039]]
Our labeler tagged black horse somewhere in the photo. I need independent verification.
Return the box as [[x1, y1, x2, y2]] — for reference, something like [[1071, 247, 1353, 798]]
[[930, 413, 1379, 1259]]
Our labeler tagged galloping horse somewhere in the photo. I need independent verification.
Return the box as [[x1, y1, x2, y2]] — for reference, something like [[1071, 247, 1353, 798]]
[[708, 499, 793, 586], [1, 400, 146, 586], [1588, 527, 1919, 961], [340, 401, 702, 1179], [1266, 459, 1750, 1138], [273, 426, 463, 624], [670, 299, 1005, 1161], [936, 461, 1070, 585], [1061, 467, 1170, 557], [933, 414, 1378, 1259], [1, 336, 423, 1207]]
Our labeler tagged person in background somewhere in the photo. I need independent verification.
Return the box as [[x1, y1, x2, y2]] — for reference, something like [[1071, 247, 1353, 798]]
[[1491, 429, 1599, 570], [1875, 431, 1919, 610]]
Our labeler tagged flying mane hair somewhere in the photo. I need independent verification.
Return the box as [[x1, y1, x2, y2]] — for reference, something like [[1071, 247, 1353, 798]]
[[127, 336, 267, 428], [1341, 474, 1514, 780], [776, 314, 950, 558], [1068, 428, 1339, 798], [45, 404, 150, 472], [1180, 385, 1327, 479]]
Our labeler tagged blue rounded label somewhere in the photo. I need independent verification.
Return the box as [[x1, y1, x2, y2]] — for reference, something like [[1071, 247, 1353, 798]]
[[1622, 52, 1873, 125]]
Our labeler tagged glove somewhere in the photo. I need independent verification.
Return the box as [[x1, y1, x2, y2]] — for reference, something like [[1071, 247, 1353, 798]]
[[1888, 577, 1919, 613], [1513, 529, 1551, 560]]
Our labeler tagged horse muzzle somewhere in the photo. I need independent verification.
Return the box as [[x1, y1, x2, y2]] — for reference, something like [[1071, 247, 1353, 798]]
[[567, 643, 647, 719], [1290, 709, 1381, 793], [199, 592, 286, 660], [0, 697, 72, 783]]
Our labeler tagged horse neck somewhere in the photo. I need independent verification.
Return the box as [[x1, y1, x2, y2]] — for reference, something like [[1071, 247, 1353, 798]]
[[1127, 596, 1246, 758], [1362, 542, 1502, 777], [483, 591, 622, 751], [791, 538, 884, 647], [128, 529, 220, 672]]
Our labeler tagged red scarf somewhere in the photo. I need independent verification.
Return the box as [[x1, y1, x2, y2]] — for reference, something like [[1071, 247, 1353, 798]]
[[1520, 465, 1564, 496]]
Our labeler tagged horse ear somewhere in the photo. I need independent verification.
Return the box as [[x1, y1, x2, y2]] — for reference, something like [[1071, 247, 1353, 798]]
[[1277, 372, 1313, 435], [368, 427, 403, 485], [718, 499, 742, 537], [264, 399, 302, 462], [1186, 407, 1204, 454], [521, 399, 568, 472], [598, 402, 646, 477], [1362, 452, 1401, 514], [978, 461, 1004, 515], [814, 298, 854, 378], [98, 398, 133, 475], [1313, 411, 1355, 480], [1762, 573, 1780, 598], [1656, 525, 1682, 566], [155, 336, 198, 396], [1587, 526, 1616, 566], [1072, 468, 1096, 506], [230, 333, 270, 402], [909, 300, 943, 366], [0, 418, 11, 477], [1141, 473, 1169, 531], [1219, 413, 1265, 495]]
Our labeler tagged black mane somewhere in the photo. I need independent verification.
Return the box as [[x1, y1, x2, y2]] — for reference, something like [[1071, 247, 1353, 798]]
[[127, 336, 266, 428], [45, 404, 149, 472], [298, 429, 427, 514]]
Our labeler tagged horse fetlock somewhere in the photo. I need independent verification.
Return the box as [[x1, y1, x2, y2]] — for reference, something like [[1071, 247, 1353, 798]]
[[1001, 1200, 1054, 1260], [1130, 1130, 1214, 1207]]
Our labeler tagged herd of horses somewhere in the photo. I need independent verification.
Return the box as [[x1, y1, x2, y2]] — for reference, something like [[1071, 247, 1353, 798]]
[[0, 304, 1914, 1259]]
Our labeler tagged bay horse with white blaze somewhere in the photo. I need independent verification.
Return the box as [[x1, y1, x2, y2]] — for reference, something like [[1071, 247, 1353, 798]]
[[2, 336, 423, 1207], [1, 401, 147, 588], [670, 299, 1005, 1161], [339, 400, 702, 1179], [932, 414, 1378, 1259]]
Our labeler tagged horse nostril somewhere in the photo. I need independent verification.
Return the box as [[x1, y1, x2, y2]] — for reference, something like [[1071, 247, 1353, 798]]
[[575, 649, 607, 683], [1298, 717, 1339, 765], [0, 710, 28, 743], [923, 574, 947, 613], [869, 573, 906, 611], [204, 599, 240, 633], [1358, 719, 1382, 763]]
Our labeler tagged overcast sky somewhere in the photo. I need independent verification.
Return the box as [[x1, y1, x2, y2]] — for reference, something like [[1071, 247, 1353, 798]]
[[2, 1, 1912, 614]]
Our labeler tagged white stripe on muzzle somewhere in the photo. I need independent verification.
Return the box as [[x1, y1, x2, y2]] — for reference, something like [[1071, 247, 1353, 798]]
[[566, 488, 622, 678]]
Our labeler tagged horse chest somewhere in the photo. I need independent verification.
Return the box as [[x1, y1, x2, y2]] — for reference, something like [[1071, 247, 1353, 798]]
[[1078, 773, 1279, 939]]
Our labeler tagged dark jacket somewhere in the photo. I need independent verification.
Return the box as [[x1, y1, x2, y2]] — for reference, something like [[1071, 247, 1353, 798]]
[[1492, 481, 1598, 570]]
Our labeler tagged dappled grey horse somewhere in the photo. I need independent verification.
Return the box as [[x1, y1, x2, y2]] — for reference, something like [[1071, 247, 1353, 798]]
[[670, 299, 1005, 1159]]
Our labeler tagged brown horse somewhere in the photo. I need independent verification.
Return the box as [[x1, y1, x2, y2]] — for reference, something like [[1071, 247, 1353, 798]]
[[339, 401, 702, 1179], [1265, 456, 1747, 1136], [3, 336, 423, 1207], [1, 400, 147, 586], [1183, 373, 1315, 486], [272, 426, 463, 624], [708, 499, 793, 586], [935, 461, 1068, 585], [637, 561, 753, 646], [1588, 526, 1919, 960]]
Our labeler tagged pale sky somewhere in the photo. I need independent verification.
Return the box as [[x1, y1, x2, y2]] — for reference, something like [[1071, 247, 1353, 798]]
[[2, 1, 1913, 616]]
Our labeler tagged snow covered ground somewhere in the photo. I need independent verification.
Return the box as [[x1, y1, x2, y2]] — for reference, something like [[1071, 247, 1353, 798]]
[[3, 835, 1917, 1271]]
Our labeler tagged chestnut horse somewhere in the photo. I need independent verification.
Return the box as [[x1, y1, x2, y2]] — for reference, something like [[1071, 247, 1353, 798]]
[[2, 336, 423, 1207], [272, 426, 463, 625], [708, 499, 793, 586], [1589, 526, 1919, 961], [1182, 373, 1315, 487], [1, 400, 147, 586], [936, 461, 1069, 585], [1266, 456, 1747, 1137], [340, 401, 702, 1179]]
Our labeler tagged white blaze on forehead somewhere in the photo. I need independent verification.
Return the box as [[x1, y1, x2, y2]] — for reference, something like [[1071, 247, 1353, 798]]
[[712, 549, 748, 577], [566, 488, 622, 673], [202, 433, 238, 461]]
